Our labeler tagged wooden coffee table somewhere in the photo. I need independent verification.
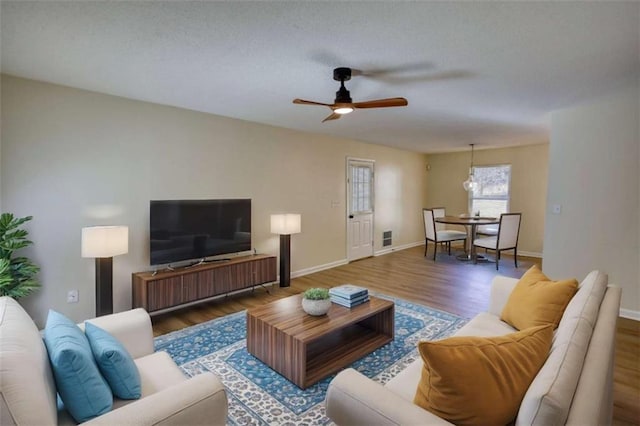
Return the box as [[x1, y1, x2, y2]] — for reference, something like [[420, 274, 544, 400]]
[[246, 294, 394, 389]]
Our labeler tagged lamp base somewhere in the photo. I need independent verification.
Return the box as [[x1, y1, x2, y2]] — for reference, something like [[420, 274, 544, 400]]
[[95, 257, 113, 316], [279, 234, 291, 287]]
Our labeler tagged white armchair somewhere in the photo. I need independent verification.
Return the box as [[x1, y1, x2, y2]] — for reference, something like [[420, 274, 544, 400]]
[[0, 297, 228, 425]]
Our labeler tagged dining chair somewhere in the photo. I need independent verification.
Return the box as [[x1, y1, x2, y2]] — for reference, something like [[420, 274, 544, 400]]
[[431, 207, 468, 252], [473, 213, 522, 270], [423, 208, 467, 261], [431, 207, 446, 231], [431, 207, 448, 251], [476, 224, 499, 237]]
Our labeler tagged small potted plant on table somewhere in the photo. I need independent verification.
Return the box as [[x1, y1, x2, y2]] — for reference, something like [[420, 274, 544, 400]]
[[301, 288, 331, 316]]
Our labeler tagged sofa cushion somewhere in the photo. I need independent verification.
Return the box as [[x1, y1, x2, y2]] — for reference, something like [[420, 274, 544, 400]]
[[44, 310, 113, 423], [59, 341, 189, 420], [63, 351, 190, 418], [85, 322, 142, 400], [455, 312, 517, 337], [385, 313, 517, 401], [414, 325, 553, 426], [385, 356, 424, 401], [516, 270, 608, 425], [501, 265, 578, 330], [134, 351, 187, 397]]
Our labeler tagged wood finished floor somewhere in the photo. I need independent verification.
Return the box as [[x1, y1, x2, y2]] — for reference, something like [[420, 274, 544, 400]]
[[151, 245, 640, 425]]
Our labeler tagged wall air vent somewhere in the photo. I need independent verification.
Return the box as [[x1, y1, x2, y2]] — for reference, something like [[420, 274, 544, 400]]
[[383, 230, 392, 247]]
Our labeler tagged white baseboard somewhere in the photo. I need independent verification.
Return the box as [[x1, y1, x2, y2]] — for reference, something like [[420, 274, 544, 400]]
[[289, 242, 423, 279], [375, 241, 423, 257], [620, 308, 640, 321], [518, 250, 542, 258], [290, 259, 348, 279]]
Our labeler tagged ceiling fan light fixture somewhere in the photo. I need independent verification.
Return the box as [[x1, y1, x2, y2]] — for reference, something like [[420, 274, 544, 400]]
[[293, 67, 407, 122], [334, 106, 354, 115]]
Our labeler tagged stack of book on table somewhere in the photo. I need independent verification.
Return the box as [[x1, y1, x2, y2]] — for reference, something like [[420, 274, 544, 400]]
[[329, 284, 369, 308]]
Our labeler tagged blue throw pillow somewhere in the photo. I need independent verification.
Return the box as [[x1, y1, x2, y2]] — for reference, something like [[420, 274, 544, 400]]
[[85, 322, 142, 399], [43, 310, 112, 422]]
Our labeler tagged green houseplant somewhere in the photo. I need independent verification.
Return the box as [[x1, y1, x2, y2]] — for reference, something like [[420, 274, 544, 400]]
[[302, 288, 331, 316], [0, 213, 41, 298]]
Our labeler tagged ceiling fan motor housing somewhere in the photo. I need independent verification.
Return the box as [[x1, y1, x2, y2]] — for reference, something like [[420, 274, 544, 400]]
[[335, 86, 352, 103], [333, 67, 352, 82], [333, 67, 353, 103]]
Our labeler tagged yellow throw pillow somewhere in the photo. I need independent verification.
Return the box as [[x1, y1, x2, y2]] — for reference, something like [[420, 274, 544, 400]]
[[501, 265, 578, 330], [413, 325, 553, 426]]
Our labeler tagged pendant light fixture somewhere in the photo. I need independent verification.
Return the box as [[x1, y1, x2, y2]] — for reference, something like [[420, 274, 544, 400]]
[[463, 144, 479, 192]]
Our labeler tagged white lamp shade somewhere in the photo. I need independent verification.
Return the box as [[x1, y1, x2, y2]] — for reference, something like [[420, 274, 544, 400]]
[[81, 226, 129, 258], [270, 214, 301, 235]]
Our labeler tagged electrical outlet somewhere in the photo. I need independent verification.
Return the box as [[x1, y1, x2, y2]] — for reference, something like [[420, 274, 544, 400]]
[[67, 290, 79, 303]]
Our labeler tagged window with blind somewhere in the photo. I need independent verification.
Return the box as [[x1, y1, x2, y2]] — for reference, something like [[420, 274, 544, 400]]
[[469, 165, 511, 218]]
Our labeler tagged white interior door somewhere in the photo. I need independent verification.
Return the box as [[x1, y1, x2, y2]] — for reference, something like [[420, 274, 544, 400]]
[[347, 158, 375, 261]]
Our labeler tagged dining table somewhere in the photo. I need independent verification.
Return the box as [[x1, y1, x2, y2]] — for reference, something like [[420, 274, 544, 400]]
[[434, 215, 499, 263]]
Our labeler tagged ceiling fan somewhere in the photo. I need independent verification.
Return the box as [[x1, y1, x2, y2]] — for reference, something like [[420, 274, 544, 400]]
[[293, 67, 408, 123]]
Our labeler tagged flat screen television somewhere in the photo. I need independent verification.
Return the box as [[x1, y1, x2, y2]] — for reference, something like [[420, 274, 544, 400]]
[[150, 199, 251, 266]]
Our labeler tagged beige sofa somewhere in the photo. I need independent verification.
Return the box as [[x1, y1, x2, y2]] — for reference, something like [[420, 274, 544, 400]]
[[326, 271, 621, 426], [0, 297, 228, 425]]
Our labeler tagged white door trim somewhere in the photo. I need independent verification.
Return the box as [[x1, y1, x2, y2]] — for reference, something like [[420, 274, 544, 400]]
[[346, 157, 375, 262]]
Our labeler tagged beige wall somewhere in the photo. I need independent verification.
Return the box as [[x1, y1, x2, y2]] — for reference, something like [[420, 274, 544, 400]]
[[544, 82, 639, 316], [425, 144, 549, 255], [0, 75, 428, 327]]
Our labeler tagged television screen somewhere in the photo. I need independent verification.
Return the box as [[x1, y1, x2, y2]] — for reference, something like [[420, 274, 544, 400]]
[[150, 199, 251, 266]]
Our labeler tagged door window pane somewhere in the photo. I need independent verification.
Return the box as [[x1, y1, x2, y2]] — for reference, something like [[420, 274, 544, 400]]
[[351, 165, 372, 214]]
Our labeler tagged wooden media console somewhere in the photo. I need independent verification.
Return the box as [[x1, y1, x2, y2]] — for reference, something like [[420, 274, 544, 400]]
[[132, 254, 277, 313]]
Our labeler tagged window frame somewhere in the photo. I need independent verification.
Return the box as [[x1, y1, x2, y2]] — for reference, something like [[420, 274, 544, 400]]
[[467, 164, 512, 216]]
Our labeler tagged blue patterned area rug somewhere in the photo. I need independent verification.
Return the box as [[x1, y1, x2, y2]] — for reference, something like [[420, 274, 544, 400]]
[[154, 294, 467, 425]]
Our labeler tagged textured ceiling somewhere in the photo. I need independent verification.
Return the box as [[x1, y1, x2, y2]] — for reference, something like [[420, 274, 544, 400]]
[[1, 1, 638, 153]]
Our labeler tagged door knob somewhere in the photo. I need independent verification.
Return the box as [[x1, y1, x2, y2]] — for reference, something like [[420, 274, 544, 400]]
[[349, 215, 354, 219]]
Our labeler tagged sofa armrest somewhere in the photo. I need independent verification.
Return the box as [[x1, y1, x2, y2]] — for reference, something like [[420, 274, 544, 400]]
[[488, 276, 519, 316], [325, 369, 452, 426], [81, 372, 227, 426], [83, 308, 154, 359], [566, 285, 621, 426]]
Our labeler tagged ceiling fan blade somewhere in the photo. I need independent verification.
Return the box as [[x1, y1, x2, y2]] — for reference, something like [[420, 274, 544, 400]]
[[293, 98, 333, 107], [353, 97, 408, 109], [322, 112, 342, 123]]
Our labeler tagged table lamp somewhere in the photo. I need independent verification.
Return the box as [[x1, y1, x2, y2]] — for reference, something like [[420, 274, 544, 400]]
[[270, 214, 301, 287], [81, 225, 128, 316]]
